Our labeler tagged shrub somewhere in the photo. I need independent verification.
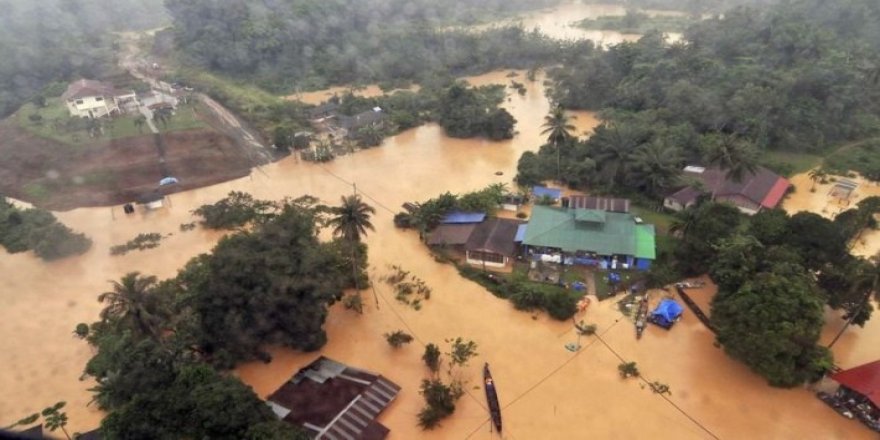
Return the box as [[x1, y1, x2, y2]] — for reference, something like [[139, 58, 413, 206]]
[[384, 330, 414, 348], [618, 361, 639, 378], [192, 191, 277, 229], [422, 343, 441, 373], [417, 379, 457, 430], [0, 200, 92, 260]]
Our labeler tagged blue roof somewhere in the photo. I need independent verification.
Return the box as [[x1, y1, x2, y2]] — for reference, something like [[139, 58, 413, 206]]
[[514, 224, 528, 242], [533, 186, 562, 199], [441, 212, 486, 224], [652, 299, 683, 322]]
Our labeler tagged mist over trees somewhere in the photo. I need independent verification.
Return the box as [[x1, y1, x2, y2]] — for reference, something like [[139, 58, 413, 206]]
[[0, 0, 167, 117], [164, 0, 566, 92]]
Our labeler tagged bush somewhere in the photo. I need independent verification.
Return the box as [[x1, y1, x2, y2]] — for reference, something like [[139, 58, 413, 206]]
[[192, 191, 277, 229], [423, 343, 441, 373], [0, 199, 92, 260], [384, 330, 414, 348], [417, 379, 457, 430]]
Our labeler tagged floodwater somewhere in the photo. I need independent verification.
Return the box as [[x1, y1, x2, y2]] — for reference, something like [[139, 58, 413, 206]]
[[2, 69, 876, 439], [469, 1, 683, 45]]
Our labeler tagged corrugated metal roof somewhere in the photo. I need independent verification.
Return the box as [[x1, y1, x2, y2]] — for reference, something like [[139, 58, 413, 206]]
[[523, 206, 655, 259], [532, 186, 562, 199], [441, 212, 486, 224], [568, 195, 630, 213], [574, 208, 606, 223], [465, 217, 521, 256], [514, 224, 527, 242]]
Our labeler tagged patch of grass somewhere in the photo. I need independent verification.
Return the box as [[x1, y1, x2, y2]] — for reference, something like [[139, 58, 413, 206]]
[[760, 150, 824, 177], [824, 139, 880, 181], [22, 182, 51, 201], [630, 204, 675, 234], [595, 270, 638, 300]]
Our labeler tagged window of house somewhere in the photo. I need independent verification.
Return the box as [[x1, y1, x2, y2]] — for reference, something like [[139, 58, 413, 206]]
[[75, 99, 84, 105], [95, 97, 103, 101], [470, 251, 505, 264]]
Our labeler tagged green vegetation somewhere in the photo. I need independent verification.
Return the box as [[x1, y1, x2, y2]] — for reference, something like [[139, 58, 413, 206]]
[[417, 337, 479, 429], [191, 191, 278, 229], [457, 265, 579, 320], [654, 199, 880, 386], [436, 83, 516, 140], [80, 195, 368, 436], [0, 197, 92, 260], [110, 233, 164, 256], [618, 361, 640, 378], [397, 184, 508, 232], [824, 139, 880, 180], [384, 330, 414, 348], [15, 99, 207, 147], [383, 265, 432, 310], [0, 0, 167, 118], [760, 150, 823, 177], [574, 10, 695, 34]]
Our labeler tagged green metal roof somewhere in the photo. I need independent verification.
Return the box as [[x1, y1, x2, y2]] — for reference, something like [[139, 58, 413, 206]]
[[574, 208, 606, 223], [523, 205, 655, 259]]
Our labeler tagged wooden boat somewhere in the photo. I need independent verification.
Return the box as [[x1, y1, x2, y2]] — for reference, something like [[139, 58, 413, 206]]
[[635, 296, 648, 339], [483, 363, 502, 433]]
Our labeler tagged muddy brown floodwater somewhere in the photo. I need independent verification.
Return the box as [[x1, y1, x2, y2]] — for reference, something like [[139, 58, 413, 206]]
[[2, 67, 876, 438]]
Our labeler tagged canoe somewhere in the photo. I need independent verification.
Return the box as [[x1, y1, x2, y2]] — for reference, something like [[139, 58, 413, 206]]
[[484, 363, 502, 433]]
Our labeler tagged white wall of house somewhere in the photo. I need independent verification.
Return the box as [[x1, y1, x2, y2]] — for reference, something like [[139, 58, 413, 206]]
[[466, 251, 508, 268], [663, 197, 685, 211], [66, 95, 119, 118]]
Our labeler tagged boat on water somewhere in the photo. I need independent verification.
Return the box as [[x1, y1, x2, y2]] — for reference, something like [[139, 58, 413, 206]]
[[635, 296, 648, 339], [484, 363, 502, 433]]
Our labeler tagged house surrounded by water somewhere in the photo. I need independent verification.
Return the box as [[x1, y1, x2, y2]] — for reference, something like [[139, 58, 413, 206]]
[[266, 356, 401, 440]]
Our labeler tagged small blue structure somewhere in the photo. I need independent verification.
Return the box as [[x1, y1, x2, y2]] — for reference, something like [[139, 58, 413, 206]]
[[608, 272, 622, 284], [441, 212, 486, 224], [532, 186, 562, 200], [514, 224, 528, 243], [650, 299, 684, 329], [572, 281, 587, 292]]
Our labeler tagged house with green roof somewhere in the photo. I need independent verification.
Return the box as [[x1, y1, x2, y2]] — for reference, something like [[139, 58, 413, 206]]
[[522, 205, 655, 270]]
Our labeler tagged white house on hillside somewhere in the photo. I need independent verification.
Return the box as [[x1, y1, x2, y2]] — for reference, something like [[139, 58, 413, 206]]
[[62, 79, 136, 119]]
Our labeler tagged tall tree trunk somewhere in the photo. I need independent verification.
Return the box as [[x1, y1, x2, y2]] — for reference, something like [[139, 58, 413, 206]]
[[828, 289, 873, 348]]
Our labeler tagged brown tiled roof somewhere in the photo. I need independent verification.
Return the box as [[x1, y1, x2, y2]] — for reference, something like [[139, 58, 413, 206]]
[[666, 186, 702, 205], [465, 217, 521, 256], [568, 195, 630, 213], [678, 166, 790, 209], [427, 223, 477, 246], [61, 79, 118, 101]]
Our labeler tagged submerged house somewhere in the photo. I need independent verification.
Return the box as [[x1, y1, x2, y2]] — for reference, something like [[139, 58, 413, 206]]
[[522, 205, 655, 270], [62, 79, 136, 119], [266, 356, 401, 440], [337, 108, 387, 138], [664, 165, 790, 215]]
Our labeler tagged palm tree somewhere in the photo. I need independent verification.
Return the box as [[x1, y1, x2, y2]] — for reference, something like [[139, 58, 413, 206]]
[[329, 195, 377, 307], [828, 257, 880, 348], [704, 133, 758, 183], [98, 272, 162, 338], [628, 142, 683, 197], [592, 123, 643, 186], [541, 105, 576, 182], [808, 168, 826, 191], [669, 206, 699, 239]]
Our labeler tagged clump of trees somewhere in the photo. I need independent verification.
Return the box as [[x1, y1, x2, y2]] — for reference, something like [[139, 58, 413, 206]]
[[417, 338, 479, 429], [110, 232, 163, 256], [0, 197, 91, 260], [396, 183, 507, 232], [436, 83, 516, 140], [457, 266, 579, 320], [657, 200, 880, 386], [80, 195, 373, 437], [191, 191, 278, 229], [384, 330, 414, 348]]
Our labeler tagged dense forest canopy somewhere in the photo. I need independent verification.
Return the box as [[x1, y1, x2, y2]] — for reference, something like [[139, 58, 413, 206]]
[[0, 0, 168, 117], [164, 0, 565, 92]]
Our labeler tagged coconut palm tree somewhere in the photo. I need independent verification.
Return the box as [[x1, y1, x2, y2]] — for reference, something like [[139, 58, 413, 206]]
[[828, 256, 880, 348], [704, 133, 758, 183], [541, 105, 576, 182], [98, 272, 162, 338], [628, 141, 683, 197], [592, 123, 643, 186], [808, 168, 826, 191], [669, 206, 700, 239], [328, 195, 377, 308]]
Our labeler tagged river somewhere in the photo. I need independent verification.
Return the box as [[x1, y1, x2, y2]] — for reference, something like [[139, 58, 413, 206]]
[[1, 64, 876, 438]]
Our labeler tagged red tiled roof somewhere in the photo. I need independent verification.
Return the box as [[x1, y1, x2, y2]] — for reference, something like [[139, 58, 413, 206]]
[[761, 177, 790, 208], [831, 360, 880, 407]]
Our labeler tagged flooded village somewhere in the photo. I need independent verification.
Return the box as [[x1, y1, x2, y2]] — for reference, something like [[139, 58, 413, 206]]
[[2, 1, 880, 439]]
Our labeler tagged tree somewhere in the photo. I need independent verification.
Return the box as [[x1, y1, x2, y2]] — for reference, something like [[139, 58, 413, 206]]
[[422, 343, 441, 373], [41, 402, 71, 440], [98, 272, 164, 339], [590, 122, 645, 185], [618, 361, 640, 378], [703, 133, 758, 183], [541, 105, 576, 181], [807, 168, 826, 191], [709, 234, 764, 293], [417, 379, 458, 430], [134, 115, 147, 134], [711, 270, 831, 387], [384, 330, 414, 348], [628, 141, 683, 196], [328, 194, 376, 301], [828, 257, 880, 347], [445, 337, 478, 372]]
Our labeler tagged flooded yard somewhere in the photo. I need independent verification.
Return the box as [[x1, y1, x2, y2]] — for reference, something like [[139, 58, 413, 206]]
[[1, 65, 877, 439]]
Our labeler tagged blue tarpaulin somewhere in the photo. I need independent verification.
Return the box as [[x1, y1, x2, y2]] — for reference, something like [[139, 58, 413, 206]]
[[441, 212, 486, 224], [651, 299, 683, 327], [532, 186, 562, 200], [514, 224, 528, 242]]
